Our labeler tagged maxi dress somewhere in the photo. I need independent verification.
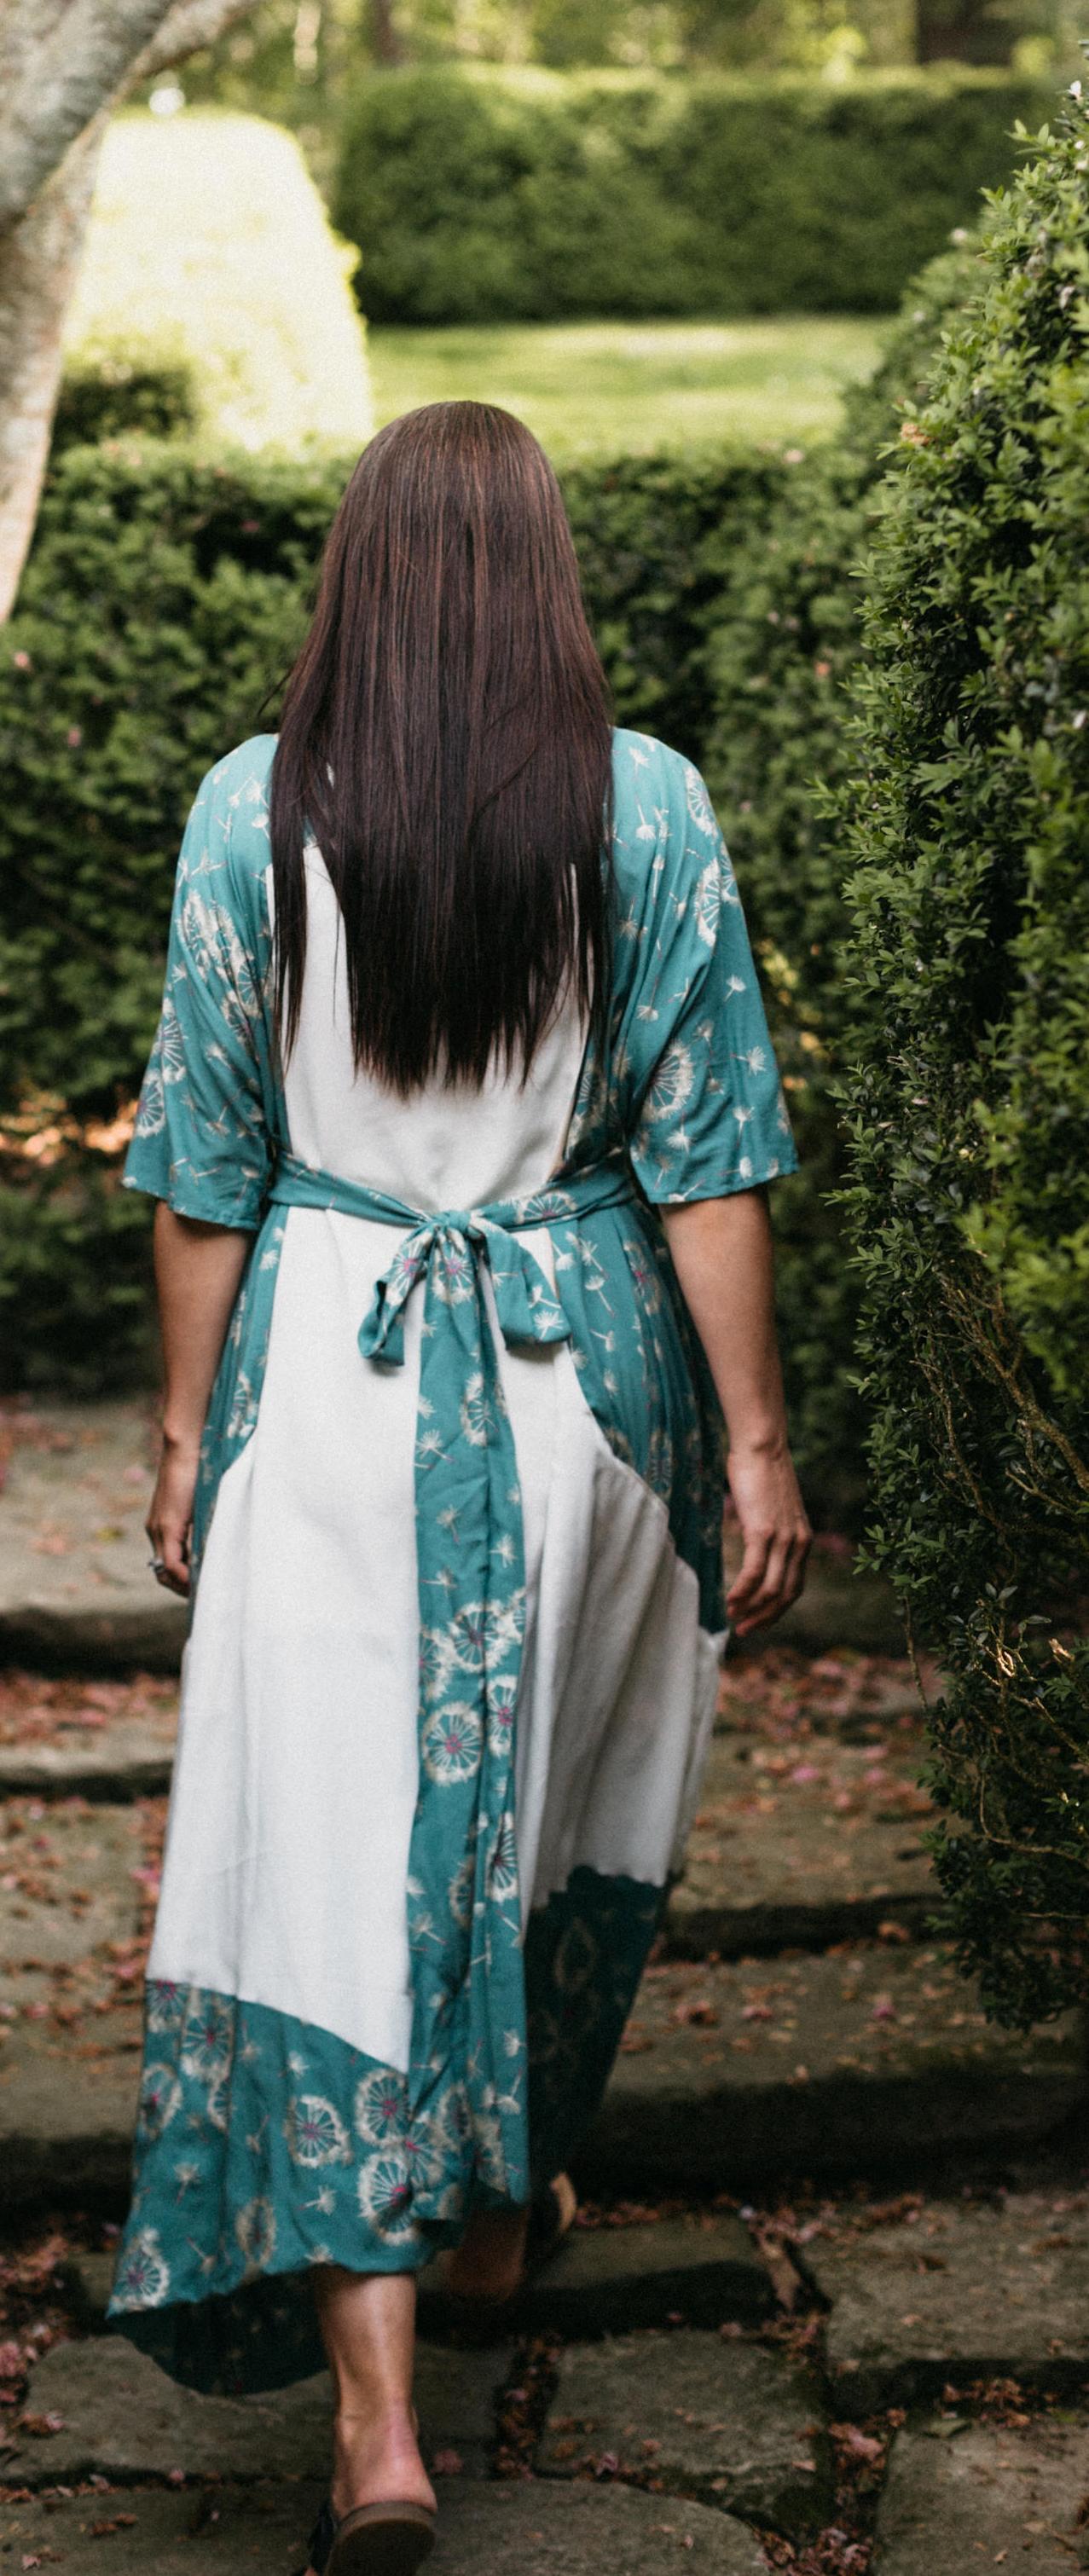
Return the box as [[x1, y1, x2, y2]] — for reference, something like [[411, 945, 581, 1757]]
[[108, 726, 797, 2394]]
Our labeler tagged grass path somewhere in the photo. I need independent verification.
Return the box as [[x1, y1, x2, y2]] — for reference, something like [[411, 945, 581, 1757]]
[[368, 316, 888, 460]]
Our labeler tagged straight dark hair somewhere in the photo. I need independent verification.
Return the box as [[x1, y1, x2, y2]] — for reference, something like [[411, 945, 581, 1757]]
[[269, 401, 613, 1093]]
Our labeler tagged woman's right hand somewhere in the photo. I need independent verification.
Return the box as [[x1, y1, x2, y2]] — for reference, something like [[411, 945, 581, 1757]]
[[725, 1434, 811, 1637], [661, 1191, 811, 1640]]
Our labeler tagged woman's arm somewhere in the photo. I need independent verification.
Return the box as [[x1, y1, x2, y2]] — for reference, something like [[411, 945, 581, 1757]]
[[661, 1189, 811, 1637], [145, 1204, 253, 1597]]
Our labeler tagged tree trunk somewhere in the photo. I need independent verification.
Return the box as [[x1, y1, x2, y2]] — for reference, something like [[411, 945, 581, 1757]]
[[0, 0, 257, 620], [0, 119, 103, 623], [369, 0, 403, 66]]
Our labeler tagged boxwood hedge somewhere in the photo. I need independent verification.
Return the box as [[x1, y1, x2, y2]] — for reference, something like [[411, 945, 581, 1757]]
[[703, 241, 985, 1520], [835, 95, 1089, 2021], [333, 64, 1051, 323]]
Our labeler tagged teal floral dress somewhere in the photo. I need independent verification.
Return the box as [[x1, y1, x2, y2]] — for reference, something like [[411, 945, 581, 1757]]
[[109, 727, 796, 2393]]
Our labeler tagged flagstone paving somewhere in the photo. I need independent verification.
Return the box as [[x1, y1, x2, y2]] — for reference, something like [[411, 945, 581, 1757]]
[[0, 2478, 772, 2573], [664, 1724, 936, 1958], [4, 2333, 510, 2486], [580, 1945, 1086, 2189], [873, 2415, 1089, 2573], [0, 1403, 186, 1676], [537, 2330, 834, 2535], [799, 2189, 1089, 2409], [4, 2279, 1089, 2573]]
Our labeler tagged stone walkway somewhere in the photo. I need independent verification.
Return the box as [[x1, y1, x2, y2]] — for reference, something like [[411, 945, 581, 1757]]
[[1, 1401, 1086, 2570], [2, 2196, 1088, 2571]]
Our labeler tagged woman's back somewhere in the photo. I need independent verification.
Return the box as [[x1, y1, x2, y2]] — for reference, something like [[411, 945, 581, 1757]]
[[281, 839, 588, 1214]]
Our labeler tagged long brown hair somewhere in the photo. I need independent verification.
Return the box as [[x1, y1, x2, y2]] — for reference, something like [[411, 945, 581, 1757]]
[[269, 401, 613, 1093]]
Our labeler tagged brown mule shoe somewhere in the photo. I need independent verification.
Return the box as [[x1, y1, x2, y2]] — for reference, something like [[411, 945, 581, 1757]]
[[297, 2493, 436, 2576]]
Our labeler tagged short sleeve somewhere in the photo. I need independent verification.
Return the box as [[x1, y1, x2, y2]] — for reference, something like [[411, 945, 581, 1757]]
[[124, 763, 272, 1228], [622, 750, 797, 1205]]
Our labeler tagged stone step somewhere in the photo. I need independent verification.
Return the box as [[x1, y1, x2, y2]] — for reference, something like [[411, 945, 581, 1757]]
[[3, 2332, 508, 2487], [0, 1791, 151, 2192], [0, 2017, 141, 2203], [0, 1669, 178, 1798], [3, 1949, 1083, 2212], [0, 2478, 768, 2574], [797, 2187, 1089, 2411], [0, 1722, 939, 1960], [0, 1725, 175, 1800], [0, 1798, 146, 1967], [663, 1722, 935, 1959], [873, 2416, 1089, 2576], [0, 1398, 903, 1672], [537, 2330, 834, 2540], [747, 1550, 906, 1658], [0, 1401, 187, 1676], [419, 2213, 776, 2337], [576, 1946, 1086, 2191], [66, 2217, 778, 2344]]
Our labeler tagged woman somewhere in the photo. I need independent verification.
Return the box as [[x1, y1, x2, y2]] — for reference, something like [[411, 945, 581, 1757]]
[[109, 402, 809, 2576]]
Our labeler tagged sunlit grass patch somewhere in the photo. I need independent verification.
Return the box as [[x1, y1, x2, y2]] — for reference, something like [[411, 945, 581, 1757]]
[[368, 316, 888, 460], [64, 110, 373, 455]]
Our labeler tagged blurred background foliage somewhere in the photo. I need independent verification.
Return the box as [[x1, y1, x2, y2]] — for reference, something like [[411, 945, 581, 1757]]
[[169, 0, 1084, 180], [330, 65, 1048, 322]]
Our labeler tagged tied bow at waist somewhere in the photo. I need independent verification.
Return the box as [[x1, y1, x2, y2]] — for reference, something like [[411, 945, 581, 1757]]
[[265, 1149, 634, 2231]]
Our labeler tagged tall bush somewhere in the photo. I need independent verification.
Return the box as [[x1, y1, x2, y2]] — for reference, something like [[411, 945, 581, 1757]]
[[703, 241, 984, 1516], [65, 113, 374, 457], [333, 64, 1051, 322], [836, 95, 1089, 2022]]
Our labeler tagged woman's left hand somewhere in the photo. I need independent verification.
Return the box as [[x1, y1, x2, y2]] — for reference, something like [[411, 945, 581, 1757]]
[[147, 1435, 199, 1596]]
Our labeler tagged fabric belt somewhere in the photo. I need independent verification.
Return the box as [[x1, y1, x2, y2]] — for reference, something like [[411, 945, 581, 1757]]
[[265, 1148, 636, 2226]]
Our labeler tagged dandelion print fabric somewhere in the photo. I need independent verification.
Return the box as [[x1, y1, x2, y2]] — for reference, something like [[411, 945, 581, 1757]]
[[112, 729, 796, 2392]]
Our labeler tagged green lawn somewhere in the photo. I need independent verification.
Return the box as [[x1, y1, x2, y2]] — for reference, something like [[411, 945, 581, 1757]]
[[368, 317, 888, 461]]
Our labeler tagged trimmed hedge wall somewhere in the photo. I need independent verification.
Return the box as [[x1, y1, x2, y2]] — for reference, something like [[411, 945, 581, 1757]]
[[0, 437, 781, 1396], [333, 65, 1051, 323], [702, 242, 984, 1521], [834, 96, 1089, 2023]]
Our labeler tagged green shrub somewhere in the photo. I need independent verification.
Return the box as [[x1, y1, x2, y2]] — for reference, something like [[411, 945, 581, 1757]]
[[333, 64, 1052, 323], [701, 241, 985, 1514], [835, 96, 1089, 2022], [558, 448, 785, 750], [0, 436, 777, 1392], [54, 356, 197, 450], [0, 1156, 158, 1394]]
